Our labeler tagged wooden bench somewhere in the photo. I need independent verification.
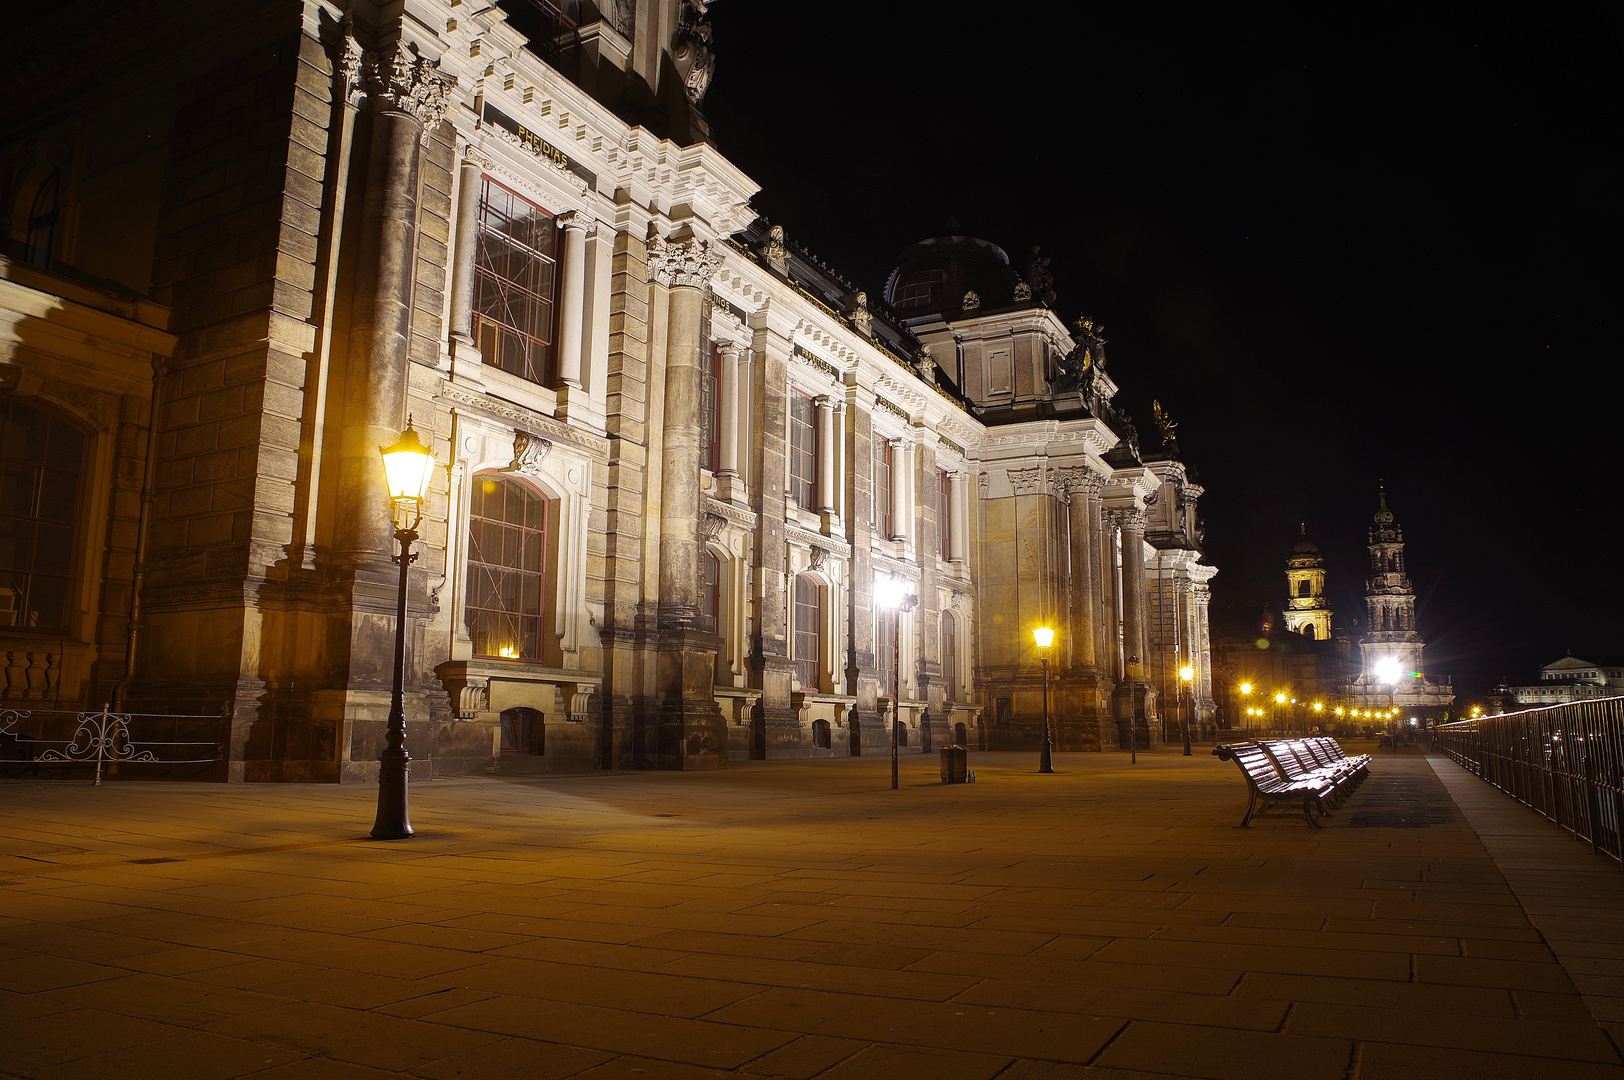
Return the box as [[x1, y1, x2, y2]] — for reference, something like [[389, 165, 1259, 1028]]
[[1213, 742, 1339, 828], [1262, 738, 1364, 805]]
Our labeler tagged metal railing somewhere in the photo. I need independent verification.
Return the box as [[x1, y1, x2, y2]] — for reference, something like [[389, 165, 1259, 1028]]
[[1433, 697, 1624, 867], [0, 706, 223, 784]]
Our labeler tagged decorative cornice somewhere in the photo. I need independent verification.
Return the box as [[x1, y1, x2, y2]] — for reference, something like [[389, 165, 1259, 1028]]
[[435, 381, 608, 459], [703, 495, 758, 531], [500, 429, 551, 476], [784, 523, 852, 560], [873, 394, 909, 423], [1107, 507, 1148, 530], [648, 234, 722, 290], [1008, 467, 1046, 495], [937, 433, 966, 459], [1053, 465, 1105, 497], [791, 344, 840, 384]]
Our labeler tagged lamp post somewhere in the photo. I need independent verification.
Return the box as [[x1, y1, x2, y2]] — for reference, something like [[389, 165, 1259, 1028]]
[[1240, 682, 1252, 740], [1274, 692, 1286, 736], [1376, 656, 1400, 750], [371, 419, 434, 841], [875, 573, 917, 791], [1179, 664, 1194, 756], [1034, 626, 1054, 773]]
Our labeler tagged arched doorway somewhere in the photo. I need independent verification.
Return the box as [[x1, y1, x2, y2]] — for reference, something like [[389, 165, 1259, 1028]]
[[499, 707, 543, 755], [954, 721, 968, 745]]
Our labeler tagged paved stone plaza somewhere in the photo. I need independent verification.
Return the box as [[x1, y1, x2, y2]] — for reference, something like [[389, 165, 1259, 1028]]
[[2, 749, 1622, 1080]]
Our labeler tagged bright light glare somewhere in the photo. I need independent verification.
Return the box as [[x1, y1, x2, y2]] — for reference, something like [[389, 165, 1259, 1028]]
[[1033, 626, 1054, 649], [1275, 693, 1286, 704], [1375, 656, 1402, 684], [1240, 683, 1252, 695], [1179, 665, 1194, 682], [874, 574, 902, 610]]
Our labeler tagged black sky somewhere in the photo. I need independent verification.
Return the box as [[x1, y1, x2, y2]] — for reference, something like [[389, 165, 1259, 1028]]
[[702, 2, 1623, 702]]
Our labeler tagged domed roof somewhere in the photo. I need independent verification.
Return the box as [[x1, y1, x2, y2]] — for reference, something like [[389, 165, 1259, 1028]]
[[1292, 523, 1318, 554], [883, 233, 1021, 319]]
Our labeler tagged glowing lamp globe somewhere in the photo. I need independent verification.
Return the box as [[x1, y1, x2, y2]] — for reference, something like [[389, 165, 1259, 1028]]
[[1274, 693, 1286, 705], [380, 421, 434, 505], [1033, 626, 1054, 649], [1374, 656, 1402, 684], [1239, 683, 1252, 695], [1179, 665, 1194, 682]]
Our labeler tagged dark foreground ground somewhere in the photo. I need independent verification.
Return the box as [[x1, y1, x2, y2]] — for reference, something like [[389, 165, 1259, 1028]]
[[1, 747, 1622, 1080]]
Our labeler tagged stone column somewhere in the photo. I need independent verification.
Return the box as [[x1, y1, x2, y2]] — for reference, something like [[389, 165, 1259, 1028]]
[[336, 44, 454, 563], [950, 470, 970, 565], [447, 157, 482, 353], [815, 395, 836, 514], [555, 214, 589, 388], [716, 340, 741, 477], [1063, 471, 1104, 672], [649, 233, 726, 769], [889, 438, 907, 541], [1109, 505, 1156, 741], [833, 399, 846, 525]]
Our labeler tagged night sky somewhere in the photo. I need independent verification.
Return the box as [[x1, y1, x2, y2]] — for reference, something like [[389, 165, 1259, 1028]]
[[702, 3, 1622, 703]]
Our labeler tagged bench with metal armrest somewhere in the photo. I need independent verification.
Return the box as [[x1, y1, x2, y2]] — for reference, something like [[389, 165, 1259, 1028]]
[[1213, 742, 1339, 828]]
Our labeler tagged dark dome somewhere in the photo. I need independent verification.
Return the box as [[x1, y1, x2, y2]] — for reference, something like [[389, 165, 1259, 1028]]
[[883, 235, 1021, 319], [1292, 538, 1319, 554]]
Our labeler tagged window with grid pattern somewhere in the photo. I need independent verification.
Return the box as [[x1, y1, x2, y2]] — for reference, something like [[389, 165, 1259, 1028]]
[[938, 468, 952, 559], [793, 574, 821, 689], [876, 606, 897, 698], [0, 399, 82, 631], [873, 434, 891, 538], [700, 342, 722, 472], [473, 177, 558, 386], [788, 391, 817, 511], [942, 610, 957, 702], [699, 550, 720, 635], [465, 475, 549, 661]]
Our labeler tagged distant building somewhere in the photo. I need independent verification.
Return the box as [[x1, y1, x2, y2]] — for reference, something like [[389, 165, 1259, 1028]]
[[1348, 487, 1454, 715], [1499, 656, 1624, 708], [1282, 524, 1332, 640]]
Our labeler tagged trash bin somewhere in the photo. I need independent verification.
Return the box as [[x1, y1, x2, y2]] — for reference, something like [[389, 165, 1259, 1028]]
[[940, 744, 968, 784]]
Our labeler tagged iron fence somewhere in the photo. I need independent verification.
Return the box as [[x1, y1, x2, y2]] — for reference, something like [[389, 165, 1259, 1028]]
[[1433, 697, 1624, 867], [0, 706, 223, 784]]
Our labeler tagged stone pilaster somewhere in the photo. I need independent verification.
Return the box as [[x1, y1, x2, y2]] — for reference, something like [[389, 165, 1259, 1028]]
[[1108, 505, 1157, 746]]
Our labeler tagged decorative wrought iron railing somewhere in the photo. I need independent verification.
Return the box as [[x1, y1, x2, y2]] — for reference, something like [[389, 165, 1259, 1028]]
[[1433, 697, 1624, 867], [0, 706, 223, 785]]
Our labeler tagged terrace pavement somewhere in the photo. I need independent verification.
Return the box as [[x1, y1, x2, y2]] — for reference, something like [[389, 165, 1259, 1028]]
[[1, 745, 1622, 1080]]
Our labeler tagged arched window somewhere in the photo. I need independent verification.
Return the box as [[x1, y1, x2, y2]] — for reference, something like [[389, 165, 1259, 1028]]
[[466, 475, 549, 660], [499, 707, 543, 754], [873, 434, 892, 537], [698, 549, 720, 635], [1302, 624, 1317, 640], [473, 177, 559, 386], [793, 573, 821, 690], [941, 610, 957, 702], [25, 171, 59, 268], [788, 391, 817, 511], [1297, 579, 1311, 597], [811, 718, 831, 749], [0, 399, 83, 631]]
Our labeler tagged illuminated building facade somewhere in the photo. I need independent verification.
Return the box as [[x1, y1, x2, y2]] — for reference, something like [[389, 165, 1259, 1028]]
[[1348, 487, 1453, 714], [0, 0, 1216, 778], [1282, 525, 1332, 640]]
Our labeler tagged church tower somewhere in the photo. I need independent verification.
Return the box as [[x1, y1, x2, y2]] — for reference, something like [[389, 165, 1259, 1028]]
[[1352, 484, 1454, 712], [1283, 524, 1332, 640]]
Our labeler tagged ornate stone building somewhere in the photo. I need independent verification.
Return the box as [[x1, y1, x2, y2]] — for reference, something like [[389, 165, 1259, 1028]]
[[0, 0, 1217, 779], [1348, 488, 1453, 714], [1282, 525, 1332, 640]]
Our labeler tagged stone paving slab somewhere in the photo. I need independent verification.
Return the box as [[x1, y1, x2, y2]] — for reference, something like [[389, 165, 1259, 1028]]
[[0, 748, 1620, 1079]]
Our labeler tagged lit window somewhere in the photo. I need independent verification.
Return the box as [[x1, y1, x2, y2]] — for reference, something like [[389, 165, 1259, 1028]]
[[700, 342, 723, 472], [938, 468, 951, 559], [876, 606, 898, 697], [788, 391, 817, 511], [0, 399, 82, 631], [465, 475, 549, 660], [699, 549, 720, 635], [942, 610, 957, 702], [793, 573, 821, 689], [473, 177, 558, 385], [873, 434, 891, 537]]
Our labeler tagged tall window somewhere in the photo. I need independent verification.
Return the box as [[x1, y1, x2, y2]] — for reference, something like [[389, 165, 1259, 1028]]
[[0, 399, 82, 631], [465, 475, 549, 660], [942, 610, 957, 701], [873, 434, 891, 538], [788, 391, 817, 511], [698, 550, 720, 635], [793, 574, 821, 690], [938, 468, 952, 559], [473, 177, 558, 385], [876, 607, 897, 697], [701, 342, 723, 472], [25, 172, 59, 269]]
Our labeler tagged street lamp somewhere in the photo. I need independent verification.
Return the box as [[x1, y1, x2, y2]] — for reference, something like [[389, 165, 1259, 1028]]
[[875, 573, 917, 791], [1240, 682, 1252, 739], [1179, 664, 1194, 756], [1034, 626, 1055, 773], [372, 419, 434, 840]]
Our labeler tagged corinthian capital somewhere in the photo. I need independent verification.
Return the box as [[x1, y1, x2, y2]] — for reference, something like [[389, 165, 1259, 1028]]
[[648, 234, 723, 290], [1053, 466, 1104, 497], [1107, 507, 1148, 531], [365, 43, 457, 139]]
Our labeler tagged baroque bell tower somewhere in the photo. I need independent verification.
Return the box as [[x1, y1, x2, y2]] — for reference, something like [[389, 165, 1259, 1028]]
[[1283, 524, 1332, 640]]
